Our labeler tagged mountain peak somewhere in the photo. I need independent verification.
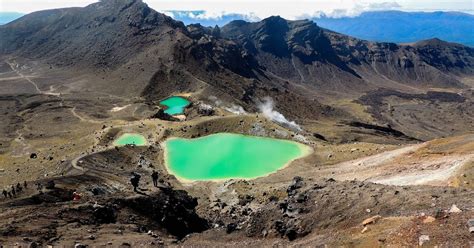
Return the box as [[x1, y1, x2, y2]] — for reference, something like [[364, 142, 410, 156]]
[[85, 0, 144, 13], [94, 0, 140, 7], [261, 15, 286, 23], [258, 16, 288, 27], [414, 38, 460, 47]]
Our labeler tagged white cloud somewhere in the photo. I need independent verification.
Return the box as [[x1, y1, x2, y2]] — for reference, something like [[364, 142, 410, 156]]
[[148, 0, 404, 20], [147, 0, 473, 20], [315, 1, 402, 18], [1, 0, 472, 18]]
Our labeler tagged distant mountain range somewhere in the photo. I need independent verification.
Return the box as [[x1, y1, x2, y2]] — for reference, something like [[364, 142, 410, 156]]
[[314, 11, 474, 47], [2, 10, 473, 46], [0, 12, 23, 25], [162, 10, 474, 47]]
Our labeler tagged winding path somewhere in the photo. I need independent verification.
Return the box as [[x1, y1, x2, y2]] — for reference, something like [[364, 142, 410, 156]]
[[70, 107, 102, 124]]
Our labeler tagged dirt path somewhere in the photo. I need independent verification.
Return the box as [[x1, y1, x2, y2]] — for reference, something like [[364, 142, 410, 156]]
[[325, 140, 473, 186], [291, 56, 306, 82], [11, 127, 34, 157], [6, 60, 43, 94], [371, 156, 473, 185], [70, 107, 103, 124], [324, 143, 423, 180], [6, 59, 63, 96]]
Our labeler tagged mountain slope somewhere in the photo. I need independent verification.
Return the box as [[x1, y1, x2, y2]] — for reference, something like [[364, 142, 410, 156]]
[[0, 0, 185, 68], [221, 16, 474, 93], [1, 0, 474, 134], [0, 0, 339, 121]]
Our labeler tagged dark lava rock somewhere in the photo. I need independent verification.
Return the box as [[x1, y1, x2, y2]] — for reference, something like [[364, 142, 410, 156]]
[[273, 219, 306, 241], [287, 176, 304, 196], [226, 223, 238, 234], [150, 109, 179, 121], [285, 228, 298, 241], [93, 204, 117, 224], [313, 133, 327, 141], [295, 192, 308, 203], [90, 187, 108, 196], [117, 188, 208, 238], [267, 195, 279, 202], [279, 200, 288, 211], [274, 220, 285, 235], [312, 184, 326, 190], [238, 194, 254, 206], [45, 180, 56, 189]]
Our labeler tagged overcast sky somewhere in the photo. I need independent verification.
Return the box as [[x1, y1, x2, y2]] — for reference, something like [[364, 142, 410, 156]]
[[1, 0, 473, 19]]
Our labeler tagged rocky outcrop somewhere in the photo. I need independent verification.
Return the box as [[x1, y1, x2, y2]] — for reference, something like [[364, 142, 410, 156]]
[[116, 188, 209, 238]]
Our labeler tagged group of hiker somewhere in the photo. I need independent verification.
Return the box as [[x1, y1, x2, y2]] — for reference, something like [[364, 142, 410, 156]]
[[2, 180, 55, 200], [2, 181, 28, 199], [3, 170, 161, 199], [130, 170, 161, 192]]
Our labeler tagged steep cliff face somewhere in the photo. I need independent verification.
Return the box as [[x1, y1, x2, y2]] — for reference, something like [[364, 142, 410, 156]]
[[220, 17, 363, 91]]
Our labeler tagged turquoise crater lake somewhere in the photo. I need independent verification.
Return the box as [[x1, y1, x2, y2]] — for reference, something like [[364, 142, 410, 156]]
[[113, 133, 148, 146], [163, 133, 312, 181], [160, 96, 191, 115]]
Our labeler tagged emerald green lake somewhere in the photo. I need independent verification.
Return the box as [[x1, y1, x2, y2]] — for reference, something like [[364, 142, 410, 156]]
[[160, 96, 191, 115], [164, 133, 311, 181], [113, 133, 148, 146]]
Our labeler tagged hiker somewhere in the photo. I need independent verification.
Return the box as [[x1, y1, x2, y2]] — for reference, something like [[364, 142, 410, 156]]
[[23, 181, 27, 189], [16, 183, 23, 193], [130, 172, 141, 192], [11, 185, 16, 197], [7, 191, 12, 199], [72, 191, 82, 201], [2, 189, 7, 198], [151, 170, 159, 187], [45, 180, 55, 189], [36, 182, 42, 191]]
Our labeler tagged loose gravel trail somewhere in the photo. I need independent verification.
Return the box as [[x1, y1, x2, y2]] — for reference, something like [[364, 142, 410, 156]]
[[325, 139, 473, 186]]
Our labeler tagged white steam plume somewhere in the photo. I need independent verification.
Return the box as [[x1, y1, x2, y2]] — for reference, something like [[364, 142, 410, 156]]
[[258, 97, 301, 131]]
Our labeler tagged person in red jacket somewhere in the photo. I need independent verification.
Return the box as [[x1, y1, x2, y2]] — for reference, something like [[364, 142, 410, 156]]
[[72, 191, 82, 201]]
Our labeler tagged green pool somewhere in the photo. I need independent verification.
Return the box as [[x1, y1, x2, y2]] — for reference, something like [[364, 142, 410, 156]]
[[113, 133, 148, 146], [163, 133, 312, 181], [160, 96, 191, 115]]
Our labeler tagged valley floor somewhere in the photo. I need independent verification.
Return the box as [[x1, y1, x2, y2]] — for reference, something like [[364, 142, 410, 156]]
[[0, 58, 473, 247]]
